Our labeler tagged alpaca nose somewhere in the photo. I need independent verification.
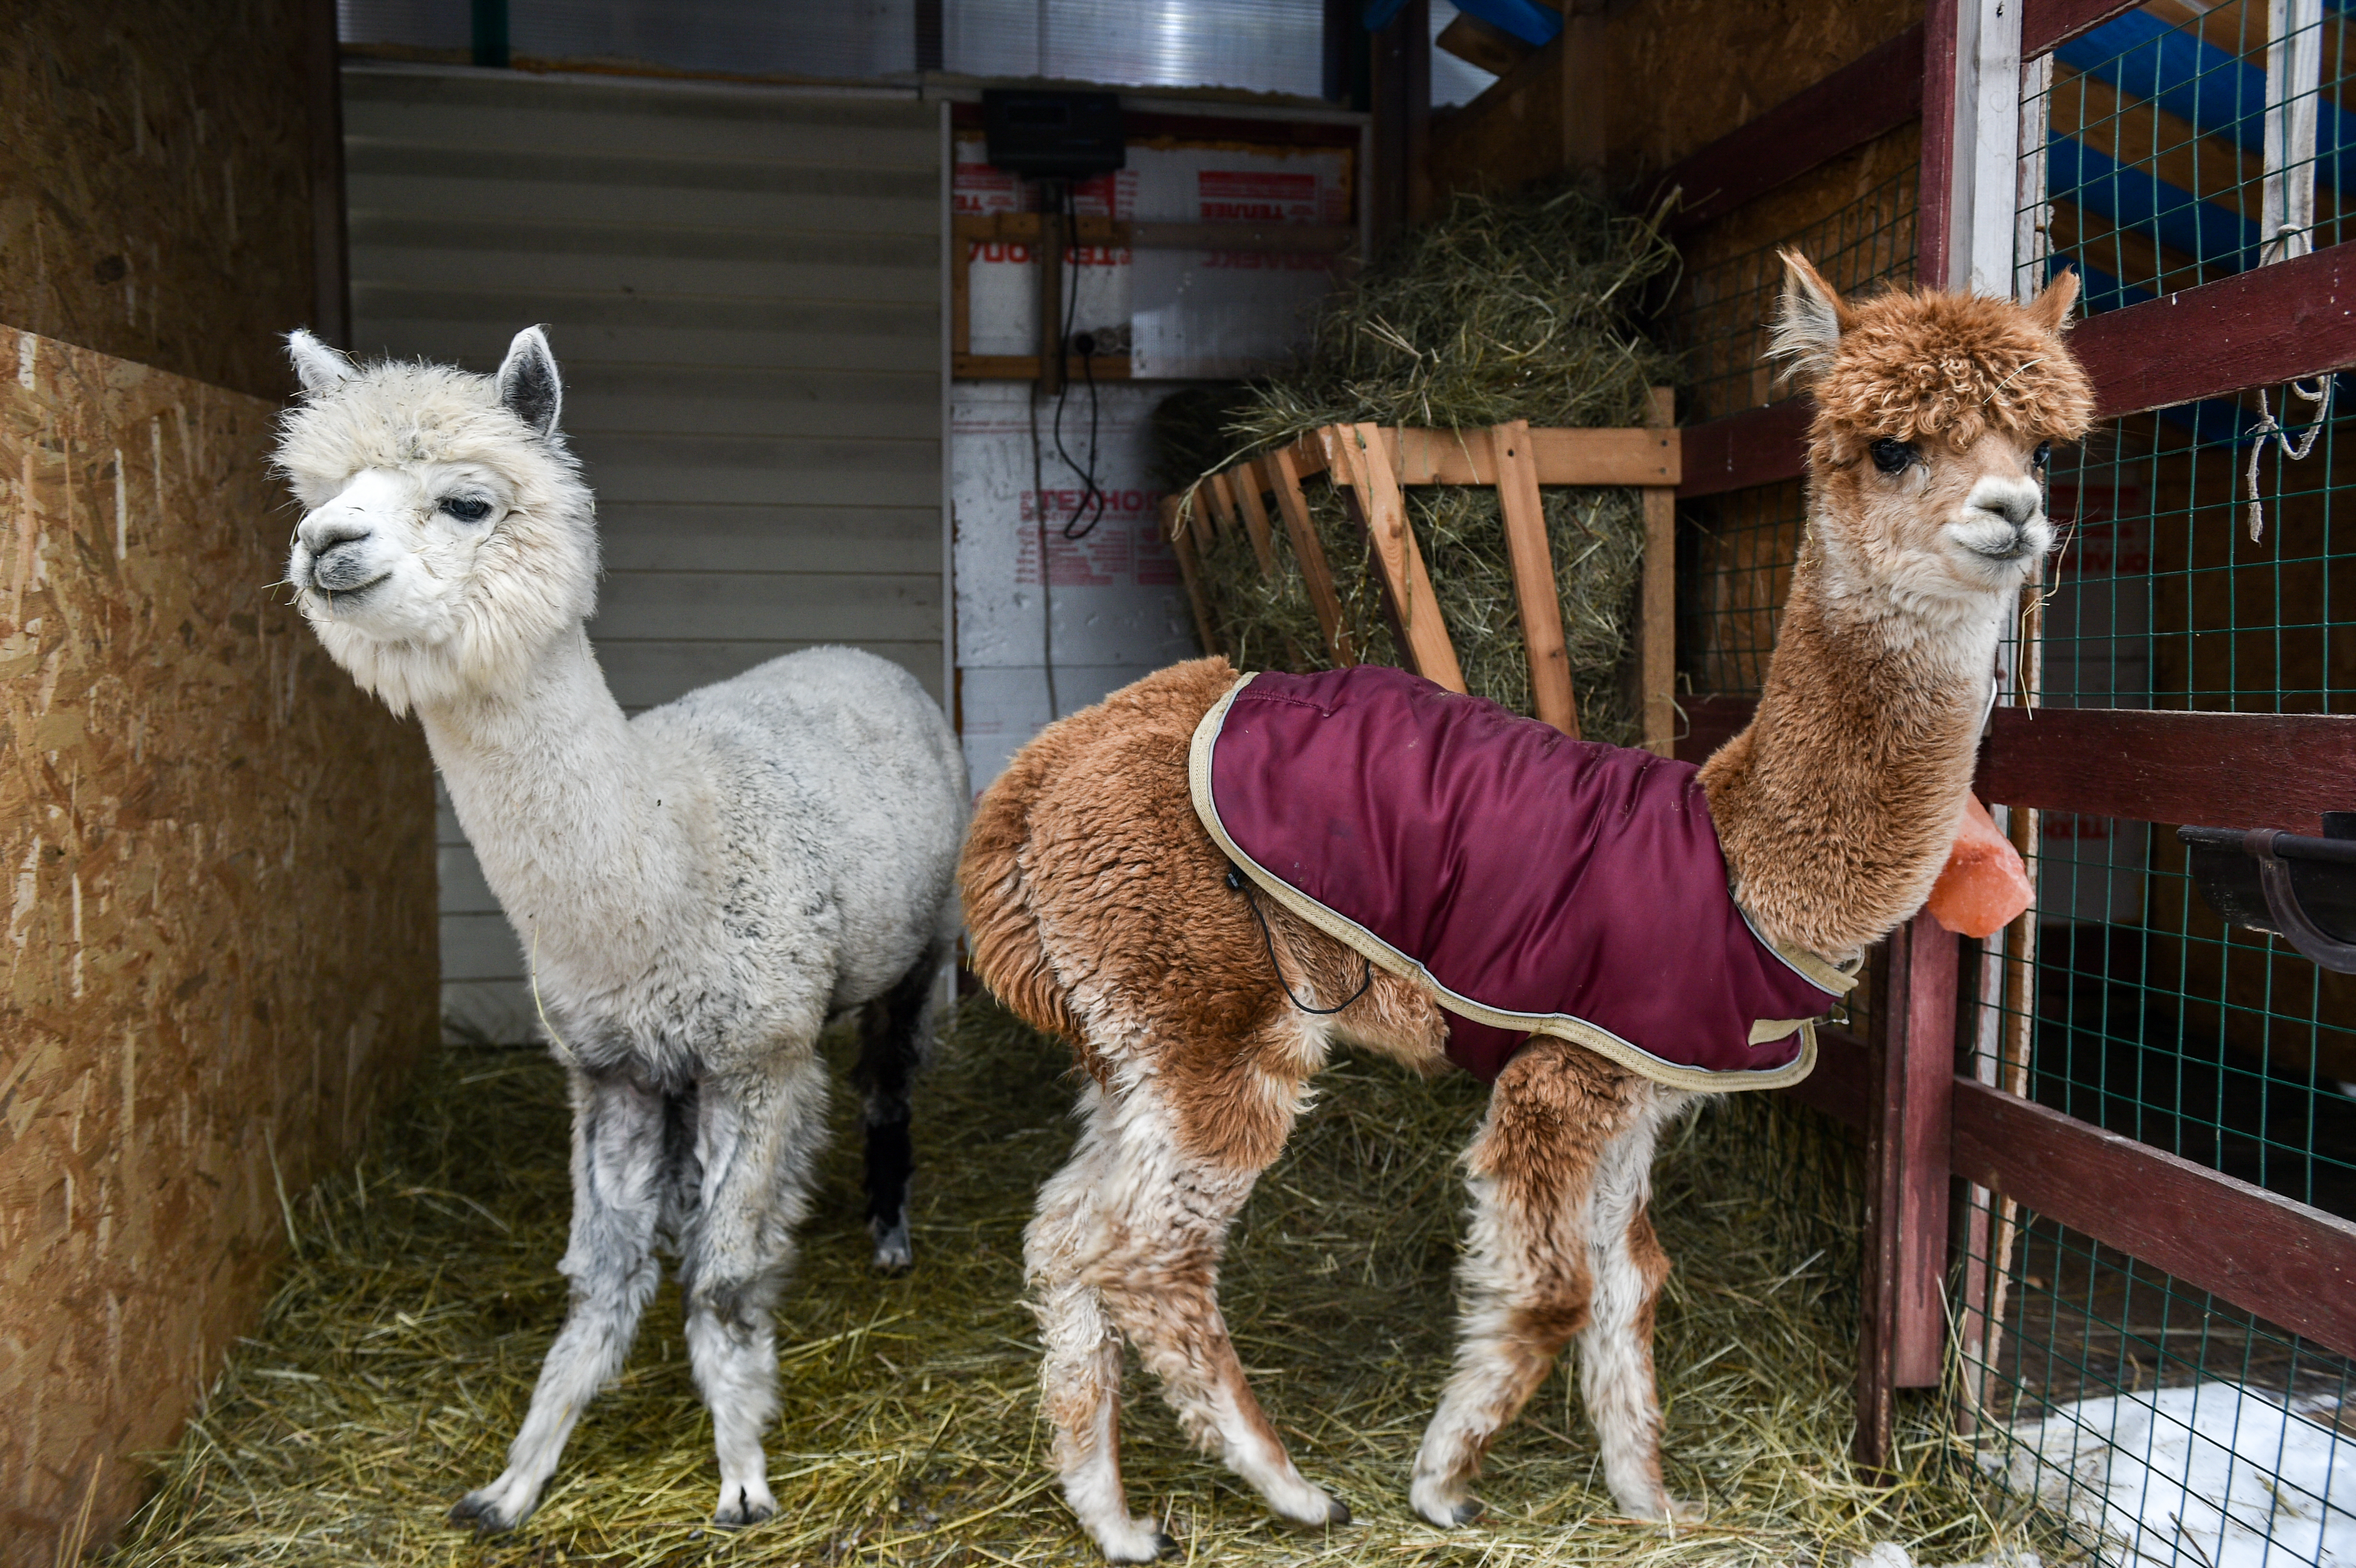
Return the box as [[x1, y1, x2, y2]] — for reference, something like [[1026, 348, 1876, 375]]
[[300, 515, 379, 590]]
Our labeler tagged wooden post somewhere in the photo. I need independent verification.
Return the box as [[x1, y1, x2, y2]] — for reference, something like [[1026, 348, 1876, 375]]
[[1329, 424, 1464, 691], [1228, 459, 1281, 576], [1493, 420, 1579, 737], [1038, 203, 1066, 396], [1267, 445, 1352, 664], [1857, 911, 1960, 1471], [1164, 494, 1220, 657], [1639, 387, 1677, 756]]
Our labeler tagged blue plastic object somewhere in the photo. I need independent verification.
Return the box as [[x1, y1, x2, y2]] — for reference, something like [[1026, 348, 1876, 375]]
[[1364, 0, 1561, 46], [2055, 11, 2348, 193]]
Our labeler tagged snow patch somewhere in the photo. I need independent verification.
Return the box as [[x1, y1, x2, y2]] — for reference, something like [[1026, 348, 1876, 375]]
[[1985, 1381, 2353, 1567]]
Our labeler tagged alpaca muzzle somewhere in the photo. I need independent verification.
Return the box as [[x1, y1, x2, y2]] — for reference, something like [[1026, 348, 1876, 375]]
[[1953, 477, 2050, 563]]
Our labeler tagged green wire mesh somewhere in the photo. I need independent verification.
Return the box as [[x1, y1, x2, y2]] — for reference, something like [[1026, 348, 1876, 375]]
[[1660, 8, 2356, 1553], [1962, 5, 2356, 1563]]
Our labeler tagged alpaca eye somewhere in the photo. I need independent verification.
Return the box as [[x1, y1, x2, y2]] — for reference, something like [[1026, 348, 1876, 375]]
[[1869, 439, 1916, 475], [441, 496, 493, 523], [2033, 441, 2052, 468]]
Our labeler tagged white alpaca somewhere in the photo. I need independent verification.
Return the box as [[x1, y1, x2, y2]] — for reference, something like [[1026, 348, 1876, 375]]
[[274, 326, 968, 1532]]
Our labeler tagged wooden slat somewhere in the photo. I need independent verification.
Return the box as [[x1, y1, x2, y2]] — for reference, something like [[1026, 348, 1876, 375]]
[[1652, 27, 1925, 237], [1204, 469, 1242, 540], [951, 212, 1353, 254], [1493, 420, 1579, 736], [1164, 494, 1221, 657], [1977, 707, 2356, 831], [952, 353, 1131, 381], [1228, 458, 1280, 576], [2022, 0, 2145, 55], [1953, 1079, 2356, 1361], [1676, 400, 1811, 498], [1640, 388, 1677, 756], [1389, 425, 1680, 487], [2073, 241, 2356, 421], [1266, 444, 1350, 665], [1329, 424, 1464, 690]]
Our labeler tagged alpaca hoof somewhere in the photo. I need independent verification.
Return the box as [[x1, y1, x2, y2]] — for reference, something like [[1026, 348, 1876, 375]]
[[871, 1217, 913, 1273], [447, 1491, 521, 1537], [1410, 1473, 1484, 1530], [1324, 1495, 1353, 1526], [714, 1479, 778, 1528], [1666, 1497, 1705, 1524], [1412, 1492, 1483, 1529], [1095, 1518, 1178, 1562]]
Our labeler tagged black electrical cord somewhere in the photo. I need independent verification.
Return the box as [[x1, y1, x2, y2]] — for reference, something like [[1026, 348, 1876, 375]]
[[1226, 864, 1373, 1016], [1050, 177, 1107, 541]]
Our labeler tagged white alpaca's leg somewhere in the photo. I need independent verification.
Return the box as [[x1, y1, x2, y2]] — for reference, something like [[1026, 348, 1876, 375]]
[[1410, 1043, 1642, 1529], [678, 1055, 828, 1527], [1577, 1093, 1696, 1523], [452, 1069, 667, 1534]]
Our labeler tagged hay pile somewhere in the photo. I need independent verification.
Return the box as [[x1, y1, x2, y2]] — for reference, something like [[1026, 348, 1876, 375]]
[[107, 1002, 2072, 1568], [1161, 185, 1681, 744]]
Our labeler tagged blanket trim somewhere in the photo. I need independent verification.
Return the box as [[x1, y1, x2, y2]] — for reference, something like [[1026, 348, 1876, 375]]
[[1188, 672, 1832, 1095]]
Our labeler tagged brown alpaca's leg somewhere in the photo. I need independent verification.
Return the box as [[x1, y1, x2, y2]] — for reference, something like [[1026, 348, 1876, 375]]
[[1409, 1043, 1664, 1527], [1575, 1089, 1699, 1522], [1027, 1095, 1167, 1561], [1028, 1055, 1336, 1559]]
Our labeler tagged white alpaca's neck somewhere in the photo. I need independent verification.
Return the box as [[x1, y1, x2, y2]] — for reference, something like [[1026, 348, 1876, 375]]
[[418, 628, 692, 972]]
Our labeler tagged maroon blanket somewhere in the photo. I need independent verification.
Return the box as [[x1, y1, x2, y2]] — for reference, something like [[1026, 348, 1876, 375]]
[[1189, 667, 1850, 1089]]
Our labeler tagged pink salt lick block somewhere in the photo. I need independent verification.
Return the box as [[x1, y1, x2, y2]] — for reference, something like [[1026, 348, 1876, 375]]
[[1925, 793, 2034, 939]]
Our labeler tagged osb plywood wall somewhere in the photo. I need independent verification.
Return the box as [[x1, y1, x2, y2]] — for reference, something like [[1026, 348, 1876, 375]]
[[0, 328, 437, 1560], [1426, 0, 1922, 208], [0, 0, 329, 401], [1597, 0, 1924, 191]]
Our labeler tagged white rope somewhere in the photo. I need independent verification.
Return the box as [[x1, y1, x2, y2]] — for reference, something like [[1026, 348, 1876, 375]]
[[2242, 375, 2333, 543]]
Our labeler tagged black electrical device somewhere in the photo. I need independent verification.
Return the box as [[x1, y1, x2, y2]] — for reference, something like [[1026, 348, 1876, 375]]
[[982, 89, 1126, 181]]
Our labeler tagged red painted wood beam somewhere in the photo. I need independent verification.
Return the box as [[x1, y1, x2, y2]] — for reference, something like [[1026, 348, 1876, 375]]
[[1652, 27, 1924, 238], [1675, 399, 1811, 498], [1917, 0, 1965, 292], [1953, 1080, 2356, 1361], [2022, 0, 2145, 56], [1680, 704, 2356, 832], [1977, 707, 2356, 832], [2072, 241, 2356, 421]]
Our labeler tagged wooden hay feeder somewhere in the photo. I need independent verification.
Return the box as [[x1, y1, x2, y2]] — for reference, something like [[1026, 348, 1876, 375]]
[[1167, 390, 1683, 753]]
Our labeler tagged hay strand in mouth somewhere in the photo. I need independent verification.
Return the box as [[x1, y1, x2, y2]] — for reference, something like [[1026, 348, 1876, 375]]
[[105, 1000, 2072, 1568]]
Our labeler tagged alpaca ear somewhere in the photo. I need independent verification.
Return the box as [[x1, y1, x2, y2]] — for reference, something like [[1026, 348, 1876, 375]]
[[2025, 266, 2081, 333], [285, 328, 356, 394], [496, 326, 563, 438], [1767, 250, 1849, 389]]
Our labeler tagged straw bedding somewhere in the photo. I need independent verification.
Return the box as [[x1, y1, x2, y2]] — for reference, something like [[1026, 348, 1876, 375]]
[[1158, 185, 1683, 745], [106, 1001, 2072, 1568]]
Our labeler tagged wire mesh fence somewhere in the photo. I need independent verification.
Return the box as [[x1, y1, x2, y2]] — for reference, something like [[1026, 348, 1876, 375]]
[[1660, 7, 2356, 1557], [1958, 4, 2356, 1561]]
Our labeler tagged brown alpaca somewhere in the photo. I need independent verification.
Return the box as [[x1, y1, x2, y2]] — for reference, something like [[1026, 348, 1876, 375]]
[[959, 254, 2094, 1561]]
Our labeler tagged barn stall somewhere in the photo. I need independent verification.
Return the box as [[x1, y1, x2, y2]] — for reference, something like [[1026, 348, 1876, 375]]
[[2, 1, 2351, 1565]]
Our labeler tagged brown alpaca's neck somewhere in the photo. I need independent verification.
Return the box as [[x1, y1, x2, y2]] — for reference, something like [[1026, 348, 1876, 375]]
[[1698, 544, 2001, 960]]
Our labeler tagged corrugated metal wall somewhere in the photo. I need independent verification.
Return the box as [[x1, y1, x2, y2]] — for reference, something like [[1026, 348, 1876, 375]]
[[342, 63, 944, 1042]]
